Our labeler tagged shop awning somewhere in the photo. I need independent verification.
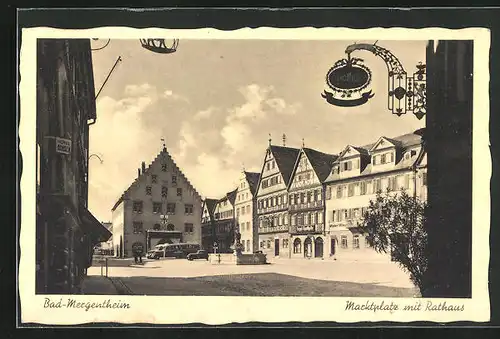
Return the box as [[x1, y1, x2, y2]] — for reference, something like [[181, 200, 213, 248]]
[[79, 204, 112, 244]]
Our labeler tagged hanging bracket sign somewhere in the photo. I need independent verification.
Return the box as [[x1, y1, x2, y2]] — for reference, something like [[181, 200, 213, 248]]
[[322, 57, 374, 107], [322, 43, 426, 120]]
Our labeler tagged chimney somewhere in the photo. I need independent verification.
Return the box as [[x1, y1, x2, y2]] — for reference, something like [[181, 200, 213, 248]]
[[141, 161, 146, 174], [138, 168, 141, 178]]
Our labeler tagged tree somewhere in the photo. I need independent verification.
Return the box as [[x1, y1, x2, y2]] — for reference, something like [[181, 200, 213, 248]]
[[358, 189, 428, 293]]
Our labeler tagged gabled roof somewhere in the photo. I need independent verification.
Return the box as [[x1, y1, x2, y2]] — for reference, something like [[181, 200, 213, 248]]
[[302, 148, 338, 182], [338, 145, 369, 160], [203, 198, 218, 215], [244, 171, 261, 195], [111, 147, 201, 211], [226, 189, 238, 205], [369, 136, 401, 152], [269, 145, 301, 185], [324, 130, 424, 183]]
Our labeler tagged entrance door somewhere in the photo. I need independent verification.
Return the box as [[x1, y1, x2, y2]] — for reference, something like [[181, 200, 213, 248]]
[[314, 237, 324, 258], [274, 239, 280, 256], [331, 238, 336, 255], [304, 237, 312, 258]]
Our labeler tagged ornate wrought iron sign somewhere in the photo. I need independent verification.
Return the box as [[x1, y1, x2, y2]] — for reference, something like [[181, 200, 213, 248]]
[[322, 56, 374, 107], [139, 39, 179, 54], [322, 42, 426, 120]]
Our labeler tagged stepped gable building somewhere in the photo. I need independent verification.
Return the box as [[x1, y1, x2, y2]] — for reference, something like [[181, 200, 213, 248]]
[[201, 198, 218, 251], [256, 142, 300, 258], [111, 145, 202, 258], [234, 171, 261, 253], [323, 130, 427, 262], [287, 147, 338, 259], [211, 189, 238, 252]]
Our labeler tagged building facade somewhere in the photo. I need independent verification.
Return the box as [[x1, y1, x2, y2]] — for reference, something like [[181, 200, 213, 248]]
[[36, 39, 111, 294], [211, 190, 237, 252], [323, 131, 427, 262], [234, 171, 260, 253], [288, 148, 337, 259], [201, 198, 218, 251], [256, 145, 300, 257], [111, 146, 202, 257]]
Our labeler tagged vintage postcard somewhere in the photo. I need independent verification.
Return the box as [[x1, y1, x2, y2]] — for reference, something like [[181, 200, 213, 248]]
[[19, 26, 491, 325]]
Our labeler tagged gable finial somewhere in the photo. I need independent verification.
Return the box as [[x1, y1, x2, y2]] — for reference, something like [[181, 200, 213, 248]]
[[268, 133, 272, 147], [282, 133, 286, 146], [302, 138, 305, 148], [242, 162, 245, 172], [161, 138, 166, 151]]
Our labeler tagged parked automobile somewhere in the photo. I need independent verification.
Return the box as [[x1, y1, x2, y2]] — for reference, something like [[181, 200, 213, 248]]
[[187, 250, 209, 261], [147, 250, 161, 259]]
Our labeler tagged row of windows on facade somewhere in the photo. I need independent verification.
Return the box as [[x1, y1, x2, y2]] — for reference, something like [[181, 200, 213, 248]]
[[260, 239, 289, 249], [239, 239, 252, 252], [236, 205, 251, 216], [331, 207, 368, 223], [132, 201, 194, 214], [214, 210, 233, 219], [238, 221, 252, 232], [290, 236, 367, 253], [257, 188, 323, 210], [148, 170, 183, 185], [326, 172, 427, 199], [258, 211, 324, 227], [265, 159, 277, 172], [132, 222, 194, 234], [331, 149, 418, 175], [237, 191, 250, 202], [143, 185, 185, 197], [261, 174, 282, 189]]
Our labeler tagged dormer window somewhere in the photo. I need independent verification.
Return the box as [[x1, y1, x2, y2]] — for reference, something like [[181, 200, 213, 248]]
[[411, 150, 418, 157]]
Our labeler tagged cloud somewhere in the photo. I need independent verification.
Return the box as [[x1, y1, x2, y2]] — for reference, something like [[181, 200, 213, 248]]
[[169, 84, 302, 200], [88, 85, 161, 221], [163, 89, 189, 102], [124, 83, 154, 96]]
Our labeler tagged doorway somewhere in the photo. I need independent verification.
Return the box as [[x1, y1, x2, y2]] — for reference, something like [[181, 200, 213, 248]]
[[330, 238, 336, 255], [314, 237, 324, 258], [304, 237, 312, 258], [274, 238, 280, 256]]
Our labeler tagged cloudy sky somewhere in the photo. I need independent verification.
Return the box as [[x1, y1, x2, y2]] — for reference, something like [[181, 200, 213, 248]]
[[88, 38, 426, 222]]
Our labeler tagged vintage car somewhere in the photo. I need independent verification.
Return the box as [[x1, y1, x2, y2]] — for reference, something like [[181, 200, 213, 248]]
[[186, 250, 209, 261]]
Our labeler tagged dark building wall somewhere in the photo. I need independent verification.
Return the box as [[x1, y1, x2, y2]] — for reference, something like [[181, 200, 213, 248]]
[[36, 39, 105, 294], [423, 40, 473, 297]]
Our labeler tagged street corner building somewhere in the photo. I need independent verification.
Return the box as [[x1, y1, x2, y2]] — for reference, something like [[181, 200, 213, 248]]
[[36, 39, 112, 294], [323, 131, 427, 262], [110, 146, 203, 258]]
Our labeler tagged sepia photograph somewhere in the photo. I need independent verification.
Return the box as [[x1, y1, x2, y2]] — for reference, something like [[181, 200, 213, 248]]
[[19, 25, 491, 325]]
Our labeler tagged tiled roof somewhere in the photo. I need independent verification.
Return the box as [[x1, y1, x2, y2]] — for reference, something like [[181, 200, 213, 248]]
[[325, 130, 425, 183], [203, 198, 218, 215], [226, 189, 238, 205], [244, 171, 261, 195], [270, 145, 301, 185], [303, 148, 338, 182]]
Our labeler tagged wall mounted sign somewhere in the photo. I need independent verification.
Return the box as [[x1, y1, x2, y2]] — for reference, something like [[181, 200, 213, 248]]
[[322, 42, 426, 120], [55, 137, 71, 155], [322, 57, 374, 107]]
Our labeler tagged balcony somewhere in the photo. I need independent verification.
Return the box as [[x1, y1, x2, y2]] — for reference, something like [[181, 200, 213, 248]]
[[289, 224, 324, 235], [288, 200, 323, 211], [257, 204, 287, 215], [258, 225, 289, 234]]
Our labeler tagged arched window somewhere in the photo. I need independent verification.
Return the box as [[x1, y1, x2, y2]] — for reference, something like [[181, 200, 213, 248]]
[[153, 223, 161, 230], [274, 215, 279, 227], [284, 214, 289, 225], [167, 224, 175, 231], [278, 214, 283, 226], [293, 238, 302, 253]]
